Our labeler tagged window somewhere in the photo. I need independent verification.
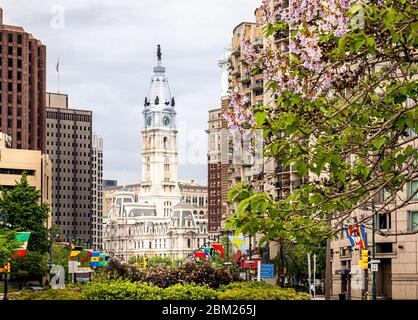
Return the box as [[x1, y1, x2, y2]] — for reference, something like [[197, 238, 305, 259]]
[[378, 212, 391, 230], [408, 180, 418, 200], [409, 211, 418, 231]]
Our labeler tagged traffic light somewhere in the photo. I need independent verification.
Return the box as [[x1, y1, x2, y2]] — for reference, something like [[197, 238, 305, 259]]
[[143, 258, 149, 268], [361, 249, 371, 270], [4, 263, 11, 273]]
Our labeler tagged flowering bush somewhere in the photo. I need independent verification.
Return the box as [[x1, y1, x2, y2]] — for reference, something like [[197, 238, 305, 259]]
[[101, 259, 240, 289]]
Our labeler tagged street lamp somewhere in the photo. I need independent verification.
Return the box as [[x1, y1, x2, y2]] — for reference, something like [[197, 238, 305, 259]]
[[48, 227, 60, 269], [219, 230, 231, 262]]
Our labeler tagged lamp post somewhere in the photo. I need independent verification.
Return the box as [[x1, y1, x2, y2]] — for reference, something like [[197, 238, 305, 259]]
[[1, 212, 10, 301]]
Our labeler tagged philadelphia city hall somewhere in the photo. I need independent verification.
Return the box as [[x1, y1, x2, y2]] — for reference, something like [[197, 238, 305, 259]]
[[103, 46, 209, 261]]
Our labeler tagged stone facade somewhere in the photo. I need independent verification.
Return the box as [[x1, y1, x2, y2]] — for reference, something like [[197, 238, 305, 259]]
[[103, 47, 208, 261], [330, 181, 418, 299]]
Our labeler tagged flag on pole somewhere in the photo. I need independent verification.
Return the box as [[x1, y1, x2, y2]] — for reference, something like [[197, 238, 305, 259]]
[[211, 243, 225, 259], [229, 233, 247, 254], [56, 59, 60, 72], [346, 225, 367, 249], [13, 232, 31, 257]]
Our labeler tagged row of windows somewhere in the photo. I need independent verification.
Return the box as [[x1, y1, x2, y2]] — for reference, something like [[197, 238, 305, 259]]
[[47, 131, 91, 140], [0, 32, 24, 44], [52, 203, 91, 209], [0, 57, 23, 68], [46, 113, 91, 123], [53, 212, 91, 218], [0, 168, 35, 175]]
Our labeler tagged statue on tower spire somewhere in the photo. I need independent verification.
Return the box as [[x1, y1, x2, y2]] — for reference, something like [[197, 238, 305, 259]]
[[157, 44, 162, 61]]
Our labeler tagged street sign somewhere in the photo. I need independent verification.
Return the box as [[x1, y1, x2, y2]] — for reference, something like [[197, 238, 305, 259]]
[[370, 259, 380, 263], [371, 264, 378, 272], [260, 264, 275, 278], [2, 273, 10, 280]]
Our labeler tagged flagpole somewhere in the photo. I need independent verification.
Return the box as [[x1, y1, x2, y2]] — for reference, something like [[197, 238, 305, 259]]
[[57, 59, 60, 93]]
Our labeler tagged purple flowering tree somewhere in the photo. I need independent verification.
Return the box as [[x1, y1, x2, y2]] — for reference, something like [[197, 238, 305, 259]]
[[225, 0, 418, 245]]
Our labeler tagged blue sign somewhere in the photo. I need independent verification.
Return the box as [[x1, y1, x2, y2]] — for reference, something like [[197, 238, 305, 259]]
[[260, 263, 275, 278]]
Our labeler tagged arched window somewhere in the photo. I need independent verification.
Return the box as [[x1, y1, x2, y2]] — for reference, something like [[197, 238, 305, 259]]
[[164, 158, 170, 182], [163, 136, 168, 149], [145, 157, 150, 181]]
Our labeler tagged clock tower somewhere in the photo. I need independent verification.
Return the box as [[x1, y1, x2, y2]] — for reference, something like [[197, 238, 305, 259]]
[[141, 45, 181, 216]]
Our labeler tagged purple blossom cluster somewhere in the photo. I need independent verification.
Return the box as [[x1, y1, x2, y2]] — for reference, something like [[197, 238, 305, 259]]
[[223, 85, 255, 130]]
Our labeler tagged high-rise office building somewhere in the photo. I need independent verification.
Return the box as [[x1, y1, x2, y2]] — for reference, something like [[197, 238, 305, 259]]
[[91, 133, 103, 249], [0, 7, 46, 152], [207, 48, 230, 235], [46, 92, 96, 244]]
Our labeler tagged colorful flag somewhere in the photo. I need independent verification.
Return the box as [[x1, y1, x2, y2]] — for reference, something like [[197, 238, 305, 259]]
[[90, 251, 100, 267], [193, 251, 207, 261], [346, 225, 367, 249], [98, 253, 108, 267], [229, 233, 247, 254], [79, 250, 92, 263], [203, 247, 211, 257], [69, 250, 81, 260], [13, 232, 31, 257], [211, 243, 225, 259]]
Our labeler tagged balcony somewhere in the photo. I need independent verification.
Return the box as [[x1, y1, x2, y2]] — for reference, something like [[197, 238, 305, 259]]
[[231, 46, 241, 56], [231, 68, 240, 76], [241, 73, 251, 83], [162, 180, 176, 186], [250, 80, 263, 90], [252, 37, 263, 47], [274, 30, 289, 42]]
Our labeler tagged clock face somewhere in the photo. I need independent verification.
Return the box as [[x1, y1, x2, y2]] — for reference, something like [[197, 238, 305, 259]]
[[162, 116, 170, 126], [146, 116, 152, 126]]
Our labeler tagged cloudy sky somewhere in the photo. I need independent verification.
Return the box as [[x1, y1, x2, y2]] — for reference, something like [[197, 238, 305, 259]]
[[2, 0, 258, 185]]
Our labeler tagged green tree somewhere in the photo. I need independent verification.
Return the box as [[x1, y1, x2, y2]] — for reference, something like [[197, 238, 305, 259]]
[[0, 229, 20, 265], [0, 174, 50, 253], [225, 0, 418, 245], [10, 251, 49, 288]]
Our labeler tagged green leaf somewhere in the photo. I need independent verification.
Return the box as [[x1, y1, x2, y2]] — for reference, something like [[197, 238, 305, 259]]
[[353, 37, 366, 52], [254, 111, 267, 127], [380, 158, 393, 172], [372, 137, 386, 150]]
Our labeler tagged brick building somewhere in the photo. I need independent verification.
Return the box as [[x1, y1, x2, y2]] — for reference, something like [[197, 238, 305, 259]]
[[0, 7, 46, 152]]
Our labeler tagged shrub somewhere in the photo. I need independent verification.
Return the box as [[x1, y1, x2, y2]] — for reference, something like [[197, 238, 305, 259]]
[[9, 287, 83, 300], [217, 281, 310, 300], [160, 283, 218, 300], [82, 279, 161, 300]]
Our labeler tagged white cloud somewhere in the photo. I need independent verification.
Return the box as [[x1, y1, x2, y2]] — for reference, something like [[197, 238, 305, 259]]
[[2, 0, 259, 185]]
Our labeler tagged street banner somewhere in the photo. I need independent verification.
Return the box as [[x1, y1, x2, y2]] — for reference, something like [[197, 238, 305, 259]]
[[13, 232, 31, 257], [346, 224, 367, 249]]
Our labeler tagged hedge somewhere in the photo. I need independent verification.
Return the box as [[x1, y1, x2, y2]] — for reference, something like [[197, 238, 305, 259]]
[[9, 280, 311, 300]]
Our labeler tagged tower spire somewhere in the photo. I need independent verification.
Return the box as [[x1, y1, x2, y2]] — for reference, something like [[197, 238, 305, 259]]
[[157, 44, 162, 62]]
